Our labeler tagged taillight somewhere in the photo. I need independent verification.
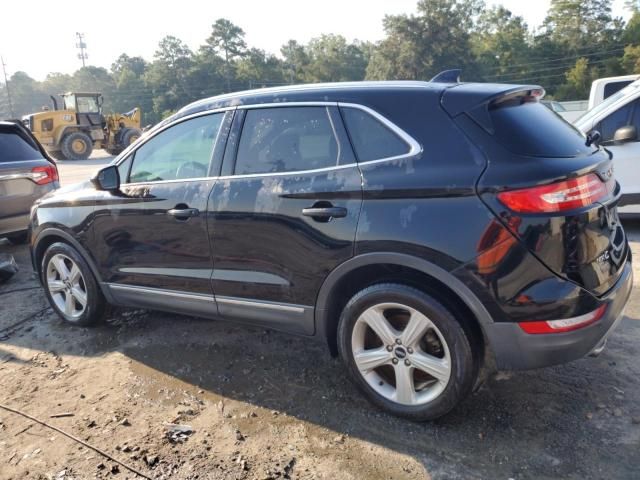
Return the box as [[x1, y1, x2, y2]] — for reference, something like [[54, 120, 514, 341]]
[[518, 304, 607, 334], [497, 173, 609, 213], [31, 165, 58, 185]]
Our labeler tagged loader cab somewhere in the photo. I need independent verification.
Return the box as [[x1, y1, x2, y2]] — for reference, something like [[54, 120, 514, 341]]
[[61, 92, 104, 128]]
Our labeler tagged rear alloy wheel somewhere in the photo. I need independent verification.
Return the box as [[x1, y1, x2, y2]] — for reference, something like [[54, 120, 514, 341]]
[[60, 131, 93, 160], [338, 284, 477, 421], [42, 243, 107, 326]]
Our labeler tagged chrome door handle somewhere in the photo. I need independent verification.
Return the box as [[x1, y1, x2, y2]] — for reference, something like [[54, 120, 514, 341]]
[[302, 206, 347, 219], [167, 207, 199, 219]]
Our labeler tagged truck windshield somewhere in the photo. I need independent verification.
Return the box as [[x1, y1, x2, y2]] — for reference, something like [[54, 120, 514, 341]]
[[577, 81, 640, 126]]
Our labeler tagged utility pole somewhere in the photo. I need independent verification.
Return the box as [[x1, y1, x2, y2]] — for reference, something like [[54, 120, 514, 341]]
[[75, 32, 88, 67], [1, 56, 14, 118]]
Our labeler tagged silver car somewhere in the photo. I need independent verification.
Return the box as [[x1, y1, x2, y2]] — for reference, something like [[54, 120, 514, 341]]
[[0, 121, 59, 244]]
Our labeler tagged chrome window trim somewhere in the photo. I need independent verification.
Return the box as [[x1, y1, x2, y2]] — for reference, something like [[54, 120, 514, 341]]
[[116, 101, 423, 185]]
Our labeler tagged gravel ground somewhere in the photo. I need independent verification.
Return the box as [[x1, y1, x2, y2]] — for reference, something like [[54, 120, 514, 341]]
[[0, 160, 639, 479]]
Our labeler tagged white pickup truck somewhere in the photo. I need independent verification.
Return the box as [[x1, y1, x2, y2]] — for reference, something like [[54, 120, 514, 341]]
[[574, 79, 640, 216]]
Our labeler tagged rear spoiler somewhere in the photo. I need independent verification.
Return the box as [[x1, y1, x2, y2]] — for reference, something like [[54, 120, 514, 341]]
[[441, 84, 545, 134]]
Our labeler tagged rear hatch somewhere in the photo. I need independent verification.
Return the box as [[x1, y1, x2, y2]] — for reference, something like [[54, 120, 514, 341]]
[[0, 123, 59, 218], [444, 85, 628, 296]]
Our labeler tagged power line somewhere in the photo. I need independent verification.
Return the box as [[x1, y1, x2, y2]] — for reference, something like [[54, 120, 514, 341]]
[[76, 32, 88, 68], [1, 56, 14, 117]]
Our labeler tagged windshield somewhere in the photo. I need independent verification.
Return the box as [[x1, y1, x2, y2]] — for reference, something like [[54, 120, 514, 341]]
[[576, 80, 640, 126], [76, 96, 100, 113]]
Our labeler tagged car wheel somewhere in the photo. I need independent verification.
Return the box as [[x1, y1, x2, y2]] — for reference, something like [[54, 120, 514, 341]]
[[42, 242, 107, 326], [337, 283, 478, 421], [61, 131, 93, 160], [5, 232, 28, 245]]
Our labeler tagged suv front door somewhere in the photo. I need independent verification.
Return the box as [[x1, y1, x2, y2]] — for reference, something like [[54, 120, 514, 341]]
[[93, 111, 231, 313], [207, 104, 362, 334]]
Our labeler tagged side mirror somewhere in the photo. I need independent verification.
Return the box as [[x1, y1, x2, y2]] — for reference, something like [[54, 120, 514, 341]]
[[586, 130, 601, 147], [91, 165, 120, 191], [613, 125, 638, 144]]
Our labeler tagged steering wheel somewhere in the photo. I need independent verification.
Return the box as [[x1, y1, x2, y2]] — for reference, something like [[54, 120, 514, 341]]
[[176, 161, 208, 179]]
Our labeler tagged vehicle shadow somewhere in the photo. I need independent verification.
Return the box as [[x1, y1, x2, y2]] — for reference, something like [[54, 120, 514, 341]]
[[1, 243, 640, 479]]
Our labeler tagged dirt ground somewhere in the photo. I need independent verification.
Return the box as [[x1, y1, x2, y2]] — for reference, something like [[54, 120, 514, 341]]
[[1, 226, 640, 480]]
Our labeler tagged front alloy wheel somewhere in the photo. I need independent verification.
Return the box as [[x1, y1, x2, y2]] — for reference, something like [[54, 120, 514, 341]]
[[42, 242, 107, 326], [46, 254, 87, 319]]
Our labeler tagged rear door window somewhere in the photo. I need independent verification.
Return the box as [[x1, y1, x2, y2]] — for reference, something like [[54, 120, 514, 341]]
[[0, 131, 43, 162], [235, 107, 339, 175], [489, 100, 597, 157], [340, 107, 410, 161]]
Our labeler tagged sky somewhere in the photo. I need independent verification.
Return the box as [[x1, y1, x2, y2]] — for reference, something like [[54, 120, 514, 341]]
[[0, 0, 633, 80]]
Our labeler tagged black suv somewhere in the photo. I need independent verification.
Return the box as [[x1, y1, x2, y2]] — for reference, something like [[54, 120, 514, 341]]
[[30, 81, 632, 420]]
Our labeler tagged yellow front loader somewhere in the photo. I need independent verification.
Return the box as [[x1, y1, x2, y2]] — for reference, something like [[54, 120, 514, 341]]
[[23, 93, 141, 160]]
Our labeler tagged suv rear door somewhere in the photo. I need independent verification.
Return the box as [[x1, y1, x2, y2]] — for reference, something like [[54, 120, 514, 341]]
[[207, 104, 362, 335]]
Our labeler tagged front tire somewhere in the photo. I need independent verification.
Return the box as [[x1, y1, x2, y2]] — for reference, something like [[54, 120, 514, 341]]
[[60, 131, 93, 160], [337, 283, 477, 421], [42, 242, 107, 326]]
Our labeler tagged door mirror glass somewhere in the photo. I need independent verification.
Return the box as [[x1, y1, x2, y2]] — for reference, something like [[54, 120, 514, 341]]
[[613, 125, 638, 144], [91, 165, 120, 191]]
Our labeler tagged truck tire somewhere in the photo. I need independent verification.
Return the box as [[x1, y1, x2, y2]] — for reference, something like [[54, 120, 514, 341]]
[[61, 132, 93, 160], [119, 128, 141, 149]]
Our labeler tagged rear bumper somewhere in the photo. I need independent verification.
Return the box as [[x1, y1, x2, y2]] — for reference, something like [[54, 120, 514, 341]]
[[485, 259, 633, 370], [0, 213, 30, 236]]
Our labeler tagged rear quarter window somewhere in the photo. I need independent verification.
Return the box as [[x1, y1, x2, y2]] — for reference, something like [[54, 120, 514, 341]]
[[489, 101, 597, 158], [0, 130, 43, 162], [341, 107, 410, 161]]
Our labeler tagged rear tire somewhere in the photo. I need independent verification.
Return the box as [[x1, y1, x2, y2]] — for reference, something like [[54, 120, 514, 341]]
[[337, 283, 478, 421], [42, 242, 107, 326], [61, 132, 93, 160]]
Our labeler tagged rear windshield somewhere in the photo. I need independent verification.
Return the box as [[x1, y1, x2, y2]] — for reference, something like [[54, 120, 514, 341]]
[[489, 100, 597, 157], [0, 130, 43, 162]]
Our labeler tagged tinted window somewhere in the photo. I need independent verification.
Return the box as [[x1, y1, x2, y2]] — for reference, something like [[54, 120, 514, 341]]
[[598, 99, 637, 142], [489, 100, 596, 157], [0, 131, 43, 162], [235, 107, 338, 175], [341, 107, 410, 161], [116, 155, 132, 183], [604, 81, 633, 100], [128, 114, 222, 183]]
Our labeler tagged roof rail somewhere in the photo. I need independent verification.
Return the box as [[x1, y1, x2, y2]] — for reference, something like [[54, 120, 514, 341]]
[[429, 69, 461, 83]]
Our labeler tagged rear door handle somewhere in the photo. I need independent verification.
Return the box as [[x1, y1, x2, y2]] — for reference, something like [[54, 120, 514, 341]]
[[167, 207, 199, 219], [302, 206, 347, 220]]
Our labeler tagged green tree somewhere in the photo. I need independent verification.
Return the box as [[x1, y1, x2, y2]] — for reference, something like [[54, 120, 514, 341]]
[[145, 36, 194, 119], [542, 0, 623, 52], [303, 35, 370, 82], [555, 57, 599, 99], [111, 54, 147, 77], [205, 19, 247, 90], [235, 48, 286, 88], [281, 40, 310, 83], [366, 0, 483, 81], [472, 6, 531, 81]]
